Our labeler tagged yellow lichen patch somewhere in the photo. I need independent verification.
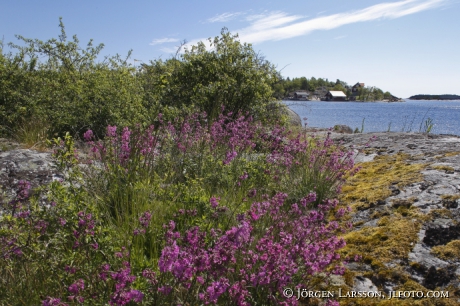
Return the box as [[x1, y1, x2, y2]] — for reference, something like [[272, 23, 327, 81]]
[[341, 215, 421, 264], [431, 240, 460, 260], [363, 148, 376, 155], [340, 153, 426, 210], [391, 197, 417, 208], [443, 152, 460, 157], [427, 208, 453, 220], [432, 165, 455, 172], [441, 194, 460, 201]]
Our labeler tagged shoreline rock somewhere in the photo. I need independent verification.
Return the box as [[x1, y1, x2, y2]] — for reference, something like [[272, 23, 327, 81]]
[[330, 132, 460, 299]]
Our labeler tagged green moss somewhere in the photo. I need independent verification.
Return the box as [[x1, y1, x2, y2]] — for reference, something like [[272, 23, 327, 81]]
[[409, 261, 422, 270], [343, 270, 355, 287], [427, 208, 453, 220], [370, 208, 391, 220], [332, 151, 460, 305], [443, 152, 460, 157], [431, 240, 460, 260], [364, 148, 376, 155], [432, 165, 455, 172], [341, 153, 426, 210], [441, 194, 460, 201], [391, 197, 417, 208], [342, 216, 420, 263]]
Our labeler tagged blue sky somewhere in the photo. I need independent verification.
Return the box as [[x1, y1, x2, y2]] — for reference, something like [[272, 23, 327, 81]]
[[2, 0, 459, 98]]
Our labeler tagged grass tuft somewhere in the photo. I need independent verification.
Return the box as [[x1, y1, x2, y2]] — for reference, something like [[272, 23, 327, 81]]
[[14, 117, 50, 150]]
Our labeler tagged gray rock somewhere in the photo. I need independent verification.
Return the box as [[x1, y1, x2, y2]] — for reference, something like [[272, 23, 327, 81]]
[[284, 107, 302, 127], [333, 125, 353, 134], [409, 229, 449, 270], [346, 262, 372, 272], [353, 276, 378, 292], [330, 132, 460, 291], [423, 219, 460, 247], [0, 147, 59, 203]]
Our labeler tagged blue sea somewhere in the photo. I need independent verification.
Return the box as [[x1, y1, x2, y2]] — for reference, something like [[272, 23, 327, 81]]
[[285, 100, 460, 136]]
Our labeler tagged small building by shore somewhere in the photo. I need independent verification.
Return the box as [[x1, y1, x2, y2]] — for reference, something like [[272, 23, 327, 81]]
[[293, 91, 309, 100], [324, 91, 347, 101]]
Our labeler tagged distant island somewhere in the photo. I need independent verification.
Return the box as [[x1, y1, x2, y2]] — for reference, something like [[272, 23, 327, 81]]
[[276, 77, 399, 102], [409, 94, 460, 100]]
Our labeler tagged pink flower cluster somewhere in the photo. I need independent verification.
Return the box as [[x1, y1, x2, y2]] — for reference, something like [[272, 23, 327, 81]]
[[158, 192, 349, 305], [134, 211, 152, 236], [109, 262, 144, 305], [72, 211, 96, 249], [83, 111, 261, 171]]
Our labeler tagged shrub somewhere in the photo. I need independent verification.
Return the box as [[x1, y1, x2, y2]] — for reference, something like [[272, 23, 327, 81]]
[[138, 28, 281, 124], [0, 179, 127, 304], [1, 22, 284, 139], [0, 18, 146, 138]]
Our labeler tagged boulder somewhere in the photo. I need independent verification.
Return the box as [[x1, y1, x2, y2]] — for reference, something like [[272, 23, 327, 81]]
[[284, 107, 302, 127], [333, 124, 353, 134], [0, 145, 61, 203]]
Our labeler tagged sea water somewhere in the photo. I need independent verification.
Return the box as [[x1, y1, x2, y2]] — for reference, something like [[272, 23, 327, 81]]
[[285, 100, 460, 136]]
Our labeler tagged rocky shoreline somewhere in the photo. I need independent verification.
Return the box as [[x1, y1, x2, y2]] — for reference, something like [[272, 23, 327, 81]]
[[2, 132, 460, 303], [327, 132, 460, 303]]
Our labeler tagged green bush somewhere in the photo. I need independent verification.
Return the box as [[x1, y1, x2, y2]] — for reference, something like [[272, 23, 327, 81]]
[[139, 28, 281, 123], [0, 18, 147, 138], [1, 21, 285, 140]]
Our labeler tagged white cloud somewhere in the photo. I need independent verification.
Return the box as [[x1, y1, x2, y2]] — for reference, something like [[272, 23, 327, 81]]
[[149, 38, 180, 46], [168, 0, 447, 53], [235, 0, 447, 44], [207, 12, 245, 23], [334, 35, 347, 40], [159, 46, 180, 53]]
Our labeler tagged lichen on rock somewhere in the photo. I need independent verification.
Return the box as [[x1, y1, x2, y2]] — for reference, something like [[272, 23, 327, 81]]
[[327, 132, 460, 305]]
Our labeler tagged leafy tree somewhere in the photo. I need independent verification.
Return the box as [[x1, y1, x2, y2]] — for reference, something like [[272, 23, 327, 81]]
[[143, 29, 280, 122], [308, 77, 317, 91], [332, 84, 346, 93], [300, 77, 308, 91], [372, 88, 384, 101], [272, 82, 286, 99]]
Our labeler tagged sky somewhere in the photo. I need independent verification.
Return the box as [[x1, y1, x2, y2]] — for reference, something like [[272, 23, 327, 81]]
[[1, 0, 459, 98]]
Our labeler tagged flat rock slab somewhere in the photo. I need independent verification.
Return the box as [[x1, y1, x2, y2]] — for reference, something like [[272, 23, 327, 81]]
[[330, 132, 460, 161], [328, 132, 460, 292]]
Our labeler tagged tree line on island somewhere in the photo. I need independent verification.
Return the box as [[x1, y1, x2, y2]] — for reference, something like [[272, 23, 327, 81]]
[[272, 76, 396, 101], [409, 94, 460, 100]]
